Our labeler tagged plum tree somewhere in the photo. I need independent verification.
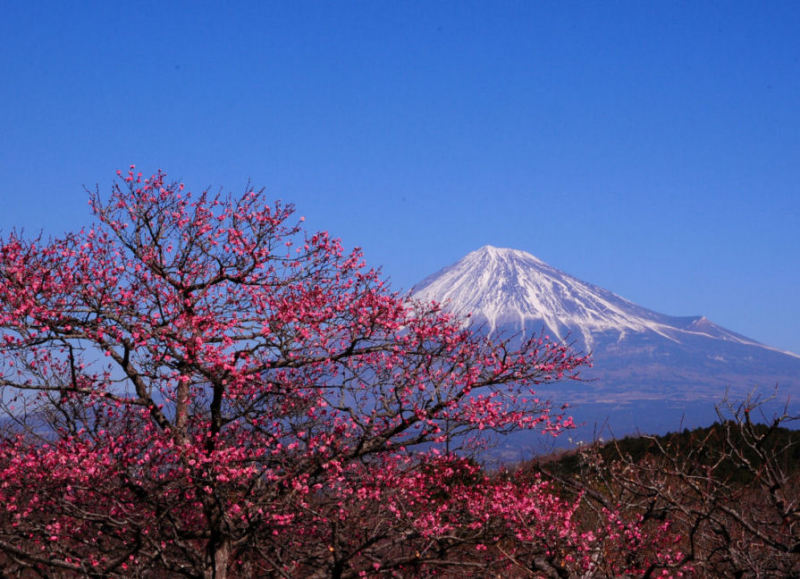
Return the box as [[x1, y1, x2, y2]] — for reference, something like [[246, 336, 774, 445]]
[[0, 168, 682, 577]]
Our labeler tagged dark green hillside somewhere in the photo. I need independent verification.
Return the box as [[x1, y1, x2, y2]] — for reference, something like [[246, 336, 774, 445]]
[[525, 417, 800, 484], [516, 405, 800, 577]]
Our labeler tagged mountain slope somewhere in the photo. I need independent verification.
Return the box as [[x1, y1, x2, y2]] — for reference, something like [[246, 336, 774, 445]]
[[412, 246, 800, 441], [413, 245, 794, 357]]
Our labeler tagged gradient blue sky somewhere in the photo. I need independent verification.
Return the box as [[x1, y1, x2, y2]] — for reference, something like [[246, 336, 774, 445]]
[[2, 1, 799, 354]]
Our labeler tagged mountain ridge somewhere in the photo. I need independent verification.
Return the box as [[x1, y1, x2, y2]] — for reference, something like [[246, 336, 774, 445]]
[[412, 245, 798, 359], [411, 246, 800, 442]]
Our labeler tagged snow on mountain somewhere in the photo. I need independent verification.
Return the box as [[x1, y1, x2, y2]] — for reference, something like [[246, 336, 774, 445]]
[[411, 245, 800, 443], [412, 245, 785, 355]]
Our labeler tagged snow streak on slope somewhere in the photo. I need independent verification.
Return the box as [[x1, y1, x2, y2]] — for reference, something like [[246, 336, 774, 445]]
[[411, 246, 784, 354]]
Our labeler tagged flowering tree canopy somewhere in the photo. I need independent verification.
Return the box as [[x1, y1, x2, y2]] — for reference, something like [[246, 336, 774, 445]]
[[0, 169, 684, 577]]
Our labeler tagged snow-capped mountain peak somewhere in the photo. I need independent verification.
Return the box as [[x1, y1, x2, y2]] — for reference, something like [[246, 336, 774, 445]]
[[412, 247, 800, 442], [411, 246, 783, 354]]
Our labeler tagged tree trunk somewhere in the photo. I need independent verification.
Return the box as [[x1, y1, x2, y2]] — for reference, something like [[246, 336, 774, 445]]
[[204, 535, 230, 579]]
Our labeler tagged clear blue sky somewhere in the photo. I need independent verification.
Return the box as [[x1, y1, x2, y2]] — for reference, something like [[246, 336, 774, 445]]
[[2, 1, 799, 354]]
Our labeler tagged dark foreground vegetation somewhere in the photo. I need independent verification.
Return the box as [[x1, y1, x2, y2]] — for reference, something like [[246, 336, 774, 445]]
[[524, 399, 800, 577]]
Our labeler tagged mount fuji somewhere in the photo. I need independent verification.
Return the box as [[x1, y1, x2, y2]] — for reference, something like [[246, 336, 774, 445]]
[[412, 246, 800, 446]]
